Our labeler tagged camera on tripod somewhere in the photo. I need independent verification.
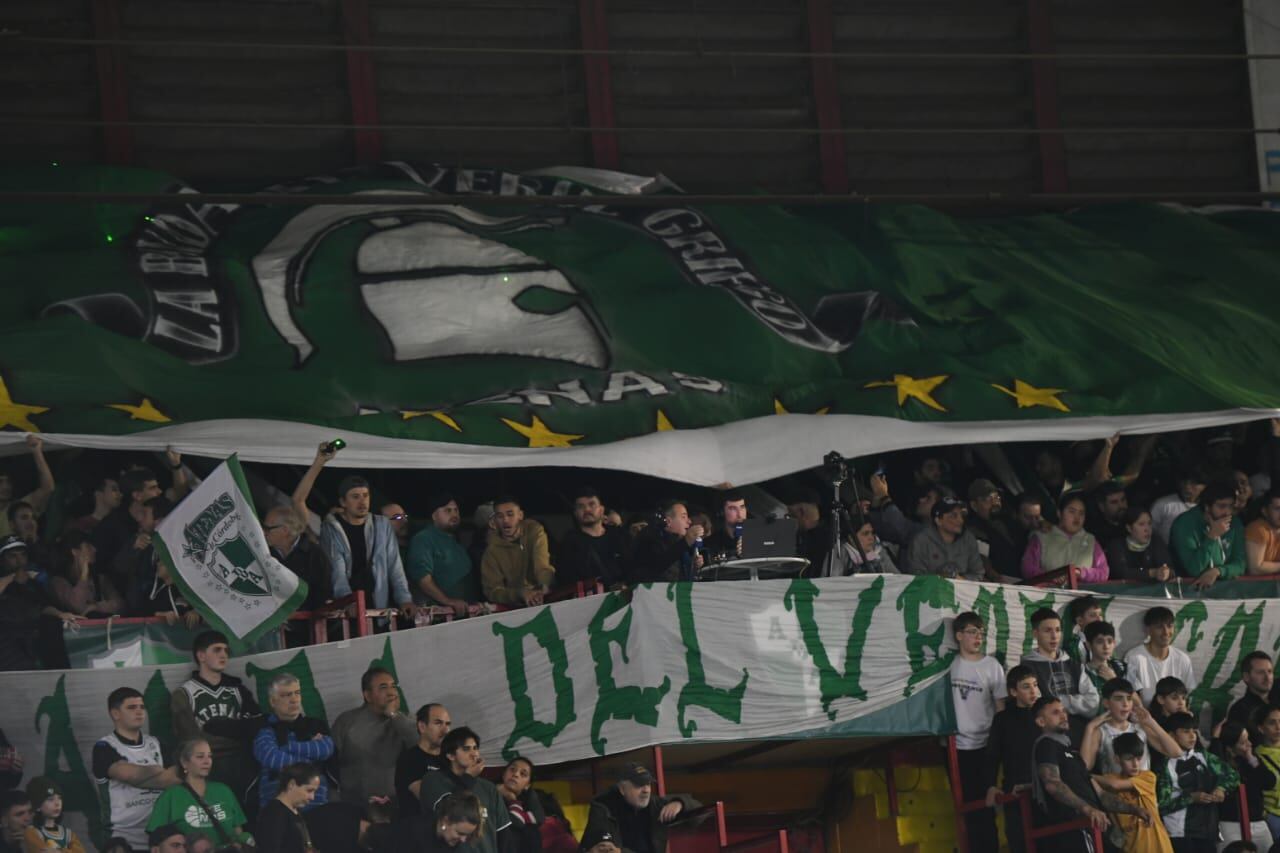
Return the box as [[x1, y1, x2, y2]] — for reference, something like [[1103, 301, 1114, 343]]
[[822, 451, 849, 485]]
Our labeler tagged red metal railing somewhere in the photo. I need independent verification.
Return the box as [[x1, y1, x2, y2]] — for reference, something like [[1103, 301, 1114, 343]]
[[947, 735, 1104, 853]]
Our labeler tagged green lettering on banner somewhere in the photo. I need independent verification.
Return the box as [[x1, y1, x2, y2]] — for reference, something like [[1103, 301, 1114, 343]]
[[144, 669, 176, 755], [970, 585, 1011, 666], [493, 608, 576, 758], [896, 576, 960, 696], [1175, 601, 1210, 653], [368, 637, 408, 711], [35, 676, 103, 845], [1190, 601, 1265, 716], [783, 577, 882, 718], [668, 584, 748, 737], [246, 650, 328, 721], [586, 593, 671, 753], [1017, 591, 1056, 659]]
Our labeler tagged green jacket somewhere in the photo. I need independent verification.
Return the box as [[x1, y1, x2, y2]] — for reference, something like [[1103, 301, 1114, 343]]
[[1169, 508, 1246, 579]]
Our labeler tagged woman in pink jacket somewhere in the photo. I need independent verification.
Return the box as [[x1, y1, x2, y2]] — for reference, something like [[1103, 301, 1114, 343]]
[[1022, 492, 1110, 582]]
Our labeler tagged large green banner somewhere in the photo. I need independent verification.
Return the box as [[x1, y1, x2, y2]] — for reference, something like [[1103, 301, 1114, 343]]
[[8, 576, 1280, 847], [2, 164, 1278, 483]]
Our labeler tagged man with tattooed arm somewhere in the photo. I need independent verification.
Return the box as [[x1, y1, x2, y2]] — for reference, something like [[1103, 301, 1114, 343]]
[[1031, 696, 1152, 853]]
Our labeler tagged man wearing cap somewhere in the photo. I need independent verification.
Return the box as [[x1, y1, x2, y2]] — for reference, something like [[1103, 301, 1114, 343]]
[[149, 823, 187, 853], [0, 790, 31, 853], [556, 487, 632, 590], [408, 494, 479, 617], [0, 535, 77, 670], [966, 479, 1020, 577], [585, 763, 700, 853], [903, 497, 985, 580]]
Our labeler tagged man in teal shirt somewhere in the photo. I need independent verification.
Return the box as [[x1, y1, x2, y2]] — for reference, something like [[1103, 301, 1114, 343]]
[[1170, 481, 1245, 589], [408, 493, 479, 617]]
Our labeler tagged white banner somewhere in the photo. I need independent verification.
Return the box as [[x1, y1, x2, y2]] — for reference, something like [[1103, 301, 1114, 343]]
[[7, 576, 1278, 849], [154, 456, 306, 643]]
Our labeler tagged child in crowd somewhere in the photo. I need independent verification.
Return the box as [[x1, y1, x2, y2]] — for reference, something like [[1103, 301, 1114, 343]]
[[948, 612, 1005, 853], [1095, 731, 1171, 853], [1252, 705, 1280, 844], [1149, 678, 1191, 731], [1211, 719, 1275, 851], [1080, 621, 1128, 710], [1126, 607, 1197, 706], [1157, 712, 1239, 853], [1021, 608, 1096, 716], [1066, 596, 1103, 663], [984, 666, 1041, 853], [23, 777, 85, 852], [1083, 678, 1182, 775]]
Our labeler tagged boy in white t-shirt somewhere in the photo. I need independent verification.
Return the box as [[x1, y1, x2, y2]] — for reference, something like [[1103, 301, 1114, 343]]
[[1081, 677, 1182, 775], [949, 611, 1006, 853], [1123, 607, 1197, 705]]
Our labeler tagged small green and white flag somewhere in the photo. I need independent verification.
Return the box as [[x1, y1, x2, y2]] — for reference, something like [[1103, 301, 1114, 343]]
[[153, 455, 307, 646]]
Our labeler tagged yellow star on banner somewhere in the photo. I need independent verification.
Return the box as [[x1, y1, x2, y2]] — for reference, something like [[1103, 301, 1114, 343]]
[[0, 376, 48, 432], [863, 374, 949, 412], [501, 415, 584, 448], [773, 399, 831, 415], [401, 410, 462, 432], [656, 410, 675, 432], [107, 398, 171, 424], [992, 379, 1071, 412]]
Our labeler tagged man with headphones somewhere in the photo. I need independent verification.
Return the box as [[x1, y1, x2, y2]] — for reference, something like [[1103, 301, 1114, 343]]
[[704, 492, 748, 561], [632, 500, 705, 583]]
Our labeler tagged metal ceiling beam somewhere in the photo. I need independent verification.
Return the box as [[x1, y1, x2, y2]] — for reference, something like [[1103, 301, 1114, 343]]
[[340, 0, 384, 164], [88, 0, 133, 165], [579, 0, 620, 170], [806, 0, 849, 194]]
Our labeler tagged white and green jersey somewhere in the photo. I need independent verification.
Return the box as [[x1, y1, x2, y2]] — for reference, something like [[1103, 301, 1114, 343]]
[[92, 731, 165, 850]]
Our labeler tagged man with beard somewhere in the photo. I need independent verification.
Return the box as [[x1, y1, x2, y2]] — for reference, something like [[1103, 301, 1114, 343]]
[[584, 763, 700, 853], [556, 487, 631, 590], [966, 479, 1020, 577], [481, 496, 555, 607], [1170, 481, 1246, 589], [1085, 481, 1129, 551], [408, 494, 479, 616]]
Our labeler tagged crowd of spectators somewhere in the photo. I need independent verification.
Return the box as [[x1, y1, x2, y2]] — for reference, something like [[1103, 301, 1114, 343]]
[[952, 598, 1280, 853], [0, 421, 1277, 671], [0, 629, 699, 853]]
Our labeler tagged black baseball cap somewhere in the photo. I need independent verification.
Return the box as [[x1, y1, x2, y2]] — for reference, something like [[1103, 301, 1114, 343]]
[[932, 496, 967, 519]]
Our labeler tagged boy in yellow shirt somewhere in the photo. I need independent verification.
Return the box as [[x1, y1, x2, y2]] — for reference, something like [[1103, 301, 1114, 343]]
[[1096, 732, 1170, 853]]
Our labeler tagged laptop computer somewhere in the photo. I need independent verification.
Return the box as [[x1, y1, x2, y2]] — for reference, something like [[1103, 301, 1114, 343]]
[[739, 517, 798, 559]]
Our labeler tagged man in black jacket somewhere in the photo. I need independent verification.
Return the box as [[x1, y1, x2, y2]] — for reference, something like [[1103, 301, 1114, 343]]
[[584, 763, 700, 853], [557, 487, 631, 590], [631, 502, 702, 584]]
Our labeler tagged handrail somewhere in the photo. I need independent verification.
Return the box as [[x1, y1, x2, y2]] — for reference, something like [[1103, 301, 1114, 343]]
[[720, 829, 789, 853], [947, 734, 1103, 853], [1019, 565, 1080, 590]]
